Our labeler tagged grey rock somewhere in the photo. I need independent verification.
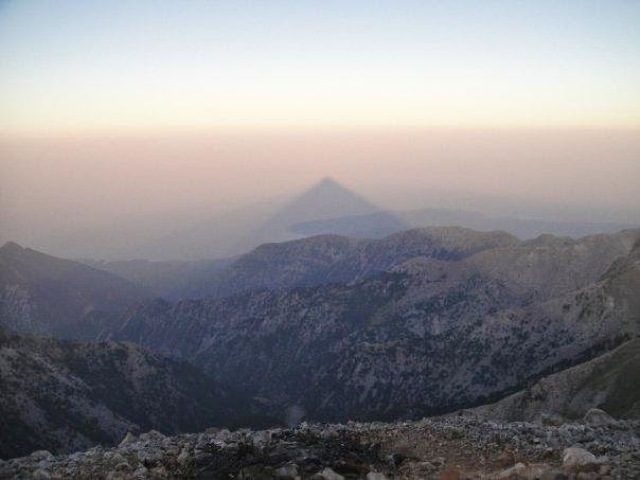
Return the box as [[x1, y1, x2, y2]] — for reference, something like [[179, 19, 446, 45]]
[[275, 463, 299, 478], [583, 408, 616, 426], [176, 447, 190, 465], [498, 462, 526, 478], [366, 472, 388, 480], [28, 450, 54, 462], [139, 430, 165, 443], [119, 432, 138, 447], [562, 447, 599, 470], [132, 465, 149, 478], [32, 469, 51, 480], [137, 446, 164, 467], [314, 467, 345, 480]]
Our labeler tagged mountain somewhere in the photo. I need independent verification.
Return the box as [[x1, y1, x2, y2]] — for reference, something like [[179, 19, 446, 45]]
[[178, 226, 520, 299], [400, 207, 638, 240], [110, 228, 640, 422], [471, 338, 640, 422], [469, 238, 640, 422], [80, 257, 234, 298], [245, 177, 409, 249], [0, 242, 151, 339], [0, 327, 263, 460]]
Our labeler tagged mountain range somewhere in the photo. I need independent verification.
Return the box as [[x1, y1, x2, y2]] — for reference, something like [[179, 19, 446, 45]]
[[1, 192, 639, 460], [104, 228, 639, 423], [0, 242, 150, 339], [0, 326, 266, 459]]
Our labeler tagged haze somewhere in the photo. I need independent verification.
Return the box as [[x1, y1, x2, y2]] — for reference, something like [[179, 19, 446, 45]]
[[1, 1, 639, 259]]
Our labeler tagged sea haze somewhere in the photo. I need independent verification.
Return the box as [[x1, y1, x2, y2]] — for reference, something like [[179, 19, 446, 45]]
[[1, 128, 638, 260]]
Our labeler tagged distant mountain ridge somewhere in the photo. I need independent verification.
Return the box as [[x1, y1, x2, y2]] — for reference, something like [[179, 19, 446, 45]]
[[0, 242, 151, 339], [110, 228, 640, 422], [177, 227, 520, 299], [173, 227, 638, 301]]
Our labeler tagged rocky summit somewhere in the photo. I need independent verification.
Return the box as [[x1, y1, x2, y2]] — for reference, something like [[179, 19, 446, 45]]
[[1, 414, 638, 479]]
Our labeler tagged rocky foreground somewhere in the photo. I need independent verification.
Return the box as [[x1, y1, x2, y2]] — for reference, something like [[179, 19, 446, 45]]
[[1, 411, 638, 479]]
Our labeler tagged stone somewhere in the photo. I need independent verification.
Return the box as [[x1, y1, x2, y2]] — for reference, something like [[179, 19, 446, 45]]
[[29, 451, 54, 462], [496, 448, 516, 468], [132, 466, 148, 479], [137, 446, 163, 467], [583, 408, 616, 426], [366, 472, 388, 480], [599, 464, 611, 475], [251, 430, 272, 448], [119, 432, 138, 447], [32, 469, 51, 480], [498, 462, 526, 479], [275, 463, 299, 478], [539, 413, 565, 426], [139, 430, 165, 443], [321, 426, 339, 440], [562, 447, 600, 471], [152, 465, 168, 477], [540, 470, 568, 480], [177, 448, 190, 465], [315, 467, 345, 480], [115, 461, 132, 471]]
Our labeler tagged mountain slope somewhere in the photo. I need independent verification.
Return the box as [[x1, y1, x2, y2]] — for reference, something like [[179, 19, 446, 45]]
[[469, 238, 640, 422], [470, 338, 640, 422], [80, 257, 234, 298], [112, 229, 640, 422], [180, 226, 520, 299], [0, 327, 258, 460], [0, 242, 151, 339]]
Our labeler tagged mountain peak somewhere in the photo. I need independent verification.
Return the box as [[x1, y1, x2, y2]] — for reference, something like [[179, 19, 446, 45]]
[[314, 176, 342, 189], [303, 177, 362, 199], [281, 178, 379, 221]]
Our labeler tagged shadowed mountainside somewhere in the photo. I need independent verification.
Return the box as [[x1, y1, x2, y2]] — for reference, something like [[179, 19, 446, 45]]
[[0, 242, 151, 339], [177, 226, 520, 299], [0, 327, 265, 460], [111, 229, 640, 422]]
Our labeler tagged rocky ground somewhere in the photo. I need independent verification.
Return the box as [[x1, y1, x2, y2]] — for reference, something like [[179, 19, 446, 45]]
[[1, 409, 638, 479]]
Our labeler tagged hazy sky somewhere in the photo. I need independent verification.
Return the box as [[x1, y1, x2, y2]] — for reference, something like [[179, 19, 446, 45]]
[[1, 0, 640, 132], [1, 1, 639, 256]]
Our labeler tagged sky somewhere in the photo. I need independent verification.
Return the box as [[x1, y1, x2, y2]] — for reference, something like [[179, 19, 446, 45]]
[[1, 1, 640, 132], [0, 1, 639, 258]]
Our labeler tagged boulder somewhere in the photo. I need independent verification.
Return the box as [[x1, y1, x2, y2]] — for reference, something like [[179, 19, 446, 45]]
[[119, 432, 138, 447], [498, 462, 526, 479], [314, 467, 345, 480], [562, 447, 602, 472], [275, 463, 299, 479], [366, 472, 389, 480], [583, 408, 616, 426]]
